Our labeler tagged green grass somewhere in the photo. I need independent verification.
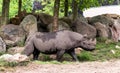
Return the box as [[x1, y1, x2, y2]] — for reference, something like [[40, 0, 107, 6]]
[[77, 38, 120, 62], [0, 59, 29, 67], [33, 60, 73, 64]]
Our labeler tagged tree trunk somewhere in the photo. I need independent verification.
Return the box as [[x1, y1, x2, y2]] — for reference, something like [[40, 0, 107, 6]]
[[18, 0, 22, 15], [72, 0, 78, 21], [117, 0, 120, 5], [64, 0, 68, 17], [52, 0, 60, 31], [1, 0, 10, 25]]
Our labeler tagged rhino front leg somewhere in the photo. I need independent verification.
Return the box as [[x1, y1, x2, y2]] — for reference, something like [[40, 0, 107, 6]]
[[56, 50, 65, 62], [22, 42, 34, 56], [33, 48, 40, 60], [68, 49, 79, 61]]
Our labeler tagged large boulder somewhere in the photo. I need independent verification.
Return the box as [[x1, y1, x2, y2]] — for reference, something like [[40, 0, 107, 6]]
[[7, 47, 25, 54], [112, 19, 120, 41], [103, 14, 120, 19], [78, 14, 88, 23], [20, 15, 38, 35], [93, 22, 110, 38], [0, 37, 6, 53], [60, 14, 88, 27], [59, 17, 73, 28], [48, 20, 71, 32], [33, 13, 53, 25], [33, 13, 54, 32], [0, 53, 29, 63], [88, 14, 120, 42], [88, 15, 114, 26], [0, 24, 25, 46], [72, 18, 96, 38]]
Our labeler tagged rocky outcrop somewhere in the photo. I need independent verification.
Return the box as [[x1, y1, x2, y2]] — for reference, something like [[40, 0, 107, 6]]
[[88, 14, 120, 42], [0, 53, 29, 63], [93, 22, 110, 38], [0, 24, 25, 46], [88, 15, 114, 26], [20, 15, 38, 35], [72, 18, 96, 38], [48, 21, 71, 32], [7, 47, 25, 54], [0, 37, 6, 53], [33, 13, 54, 32]]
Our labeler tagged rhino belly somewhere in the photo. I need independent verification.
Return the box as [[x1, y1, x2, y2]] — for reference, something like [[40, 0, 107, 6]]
[[34, 40, 57, 54]]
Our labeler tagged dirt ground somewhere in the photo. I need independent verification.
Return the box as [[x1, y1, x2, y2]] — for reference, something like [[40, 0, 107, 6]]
[[2, 60, 120, 73]]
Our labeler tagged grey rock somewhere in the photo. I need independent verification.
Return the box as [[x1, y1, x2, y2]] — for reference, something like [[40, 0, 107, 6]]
[[20, 15, 37, 35], [0, 24, 26, 46], [7, 47, 25, 54], [88, 15, 114, 26], [94, 22, 110, 38], [72, 18, 96, 38], [0, 53, 29, 63], [0, 37, 6, 53], [48, 21, 71, 32]]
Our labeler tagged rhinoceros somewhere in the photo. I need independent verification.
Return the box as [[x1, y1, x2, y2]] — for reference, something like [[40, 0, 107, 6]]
[[23, 30, 96, 61]]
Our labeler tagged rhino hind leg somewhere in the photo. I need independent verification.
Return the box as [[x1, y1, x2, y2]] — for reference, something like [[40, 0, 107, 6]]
[[56, 50, 65, 62], [33, 48, 40, 60], [67, 49, 79, 61]]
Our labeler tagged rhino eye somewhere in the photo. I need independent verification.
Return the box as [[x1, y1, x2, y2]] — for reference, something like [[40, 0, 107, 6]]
[[83, 42, 86, 45]]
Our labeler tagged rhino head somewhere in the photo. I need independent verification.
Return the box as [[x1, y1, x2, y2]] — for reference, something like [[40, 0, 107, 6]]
[[79, 36, 96, 51]]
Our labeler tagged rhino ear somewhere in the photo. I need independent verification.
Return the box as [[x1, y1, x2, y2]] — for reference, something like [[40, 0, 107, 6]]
[[89, 38, 96, 44]]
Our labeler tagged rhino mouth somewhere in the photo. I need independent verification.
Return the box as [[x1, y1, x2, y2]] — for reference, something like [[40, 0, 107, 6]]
[[81, 47, 95, 51], [84, 48, 95, 51]]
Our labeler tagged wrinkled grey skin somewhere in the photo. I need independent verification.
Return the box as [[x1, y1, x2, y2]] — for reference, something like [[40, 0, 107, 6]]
[[23, 30, 96, 61]]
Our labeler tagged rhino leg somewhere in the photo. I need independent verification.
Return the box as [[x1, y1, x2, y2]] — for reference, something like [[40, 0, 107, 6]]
[[33, 48, 40, 60], [56, 50, 65, 61], [22, 42, 34, 56], [67, 49, 79, 61]]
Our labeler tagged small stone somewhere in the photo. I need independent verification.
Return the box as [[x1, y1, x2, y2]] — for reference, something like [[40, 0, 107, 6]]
[[115, 45, 120, 49], [0, 53, 29, 63], [110, 50, 115, 54]]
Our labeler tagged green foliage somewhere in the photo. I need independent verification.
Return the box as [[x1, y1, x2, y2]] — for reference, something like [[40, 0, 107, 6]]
[[22, 0, 32, 12], [78, 0, 100, 10], [0, 52, 6, 56], [0, 0, 114, 18], [34, 60, 61, 64], [0, 0, 33, 18], [0, 59, 17, 67], [33, 60, 73, 64], [9, 0, 18, 18], [37, 0, 54, 16], [0, 1, 2, 16], [0, 59, 29, 67], [77, 51, 95, 61], [16, 38, 26, 47]]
